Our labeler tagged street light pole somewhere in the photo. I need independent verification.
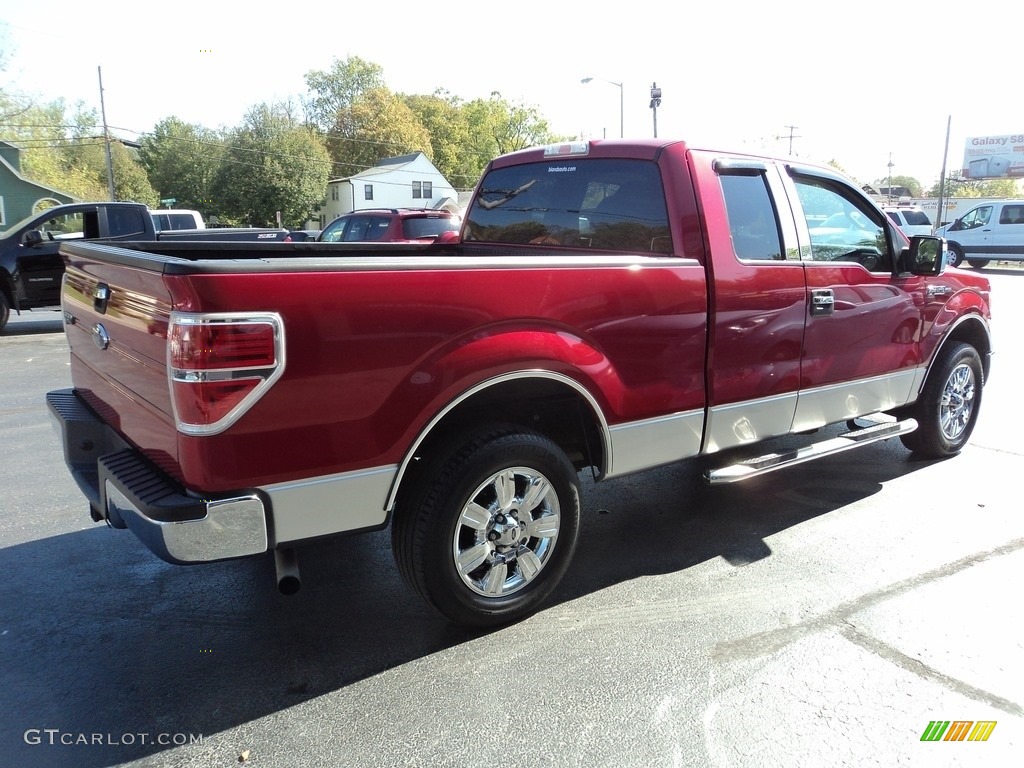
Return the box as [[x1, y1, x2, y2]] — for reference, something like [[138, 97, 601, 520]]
[[649, 82, 662, 138], [581, 77, 624, 138]]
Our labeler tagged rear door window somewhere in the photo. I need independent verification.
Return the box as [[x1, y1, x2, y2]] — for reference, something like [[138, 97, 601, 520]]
[[998, 204, 1024, 224], [465, 158, 672, 253], [342, 215, 389, 241], [107, 207, 147, 238], [719, 173, 785, 261]]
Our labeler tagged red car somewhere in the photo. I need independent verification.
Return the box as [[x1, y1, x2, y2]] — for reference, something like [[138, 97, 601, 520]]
[[316, 208, 460, 243]]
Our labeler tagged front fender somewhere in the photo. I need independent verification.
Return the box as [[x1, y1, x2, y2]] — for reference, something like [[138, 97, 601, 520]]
[[920, 288, 992, 390]]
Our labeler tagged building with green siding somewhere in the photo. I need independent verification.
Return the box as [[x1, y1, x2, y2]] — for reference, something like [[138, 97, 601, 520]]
[[0, 141, 77, 230]]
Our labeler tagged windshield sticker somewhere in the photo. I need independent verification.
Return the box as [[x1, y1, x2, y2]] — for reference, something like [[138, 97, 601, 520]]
[[547, 166, 576, 173]]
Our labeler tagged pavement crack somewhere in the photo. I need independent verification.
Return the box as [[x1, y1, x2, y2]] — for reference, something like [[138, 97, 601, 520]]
[[839, 621, 1023, 717], [713, 536, 1024, 664]]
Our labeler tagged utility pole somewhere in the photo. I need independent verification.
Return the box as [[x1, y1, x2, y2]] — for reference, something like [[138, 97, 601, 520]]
[[887, 153, 894, 205], [98, 66, 115, 201], [777, 125, 800, 155], [936, 116, 951, 233]]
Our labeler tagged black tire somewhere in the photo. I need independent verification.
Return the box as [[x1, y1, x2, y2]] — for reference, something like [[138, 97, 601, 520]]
[[946, 242, 964, 268], [0, 291, 10, 333], [392, 425, 581, 627], [967, 258, 990, 269], [900, 342, 983, 458]]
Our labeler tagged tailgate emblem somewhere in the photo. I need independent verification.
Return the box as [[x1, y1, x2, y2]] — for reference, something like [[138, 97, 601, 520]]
[[92, 323, 110, 350]]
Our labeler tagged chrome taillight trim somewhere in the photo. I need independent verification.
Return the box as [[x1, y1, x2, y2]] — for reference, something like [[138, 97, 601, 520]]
[[167, 311, 286, 436]]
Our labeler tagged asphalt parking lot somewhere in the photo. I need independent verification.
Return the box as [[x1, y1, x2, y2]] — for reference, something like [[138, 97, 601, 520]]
[[1, 267, 1022, 767]]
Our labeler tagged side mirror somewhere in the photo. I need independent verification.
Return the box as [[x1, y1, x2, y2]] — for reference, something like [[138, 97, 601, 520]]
[[904, 235, 945, 276], [23, 230, 45, 247]]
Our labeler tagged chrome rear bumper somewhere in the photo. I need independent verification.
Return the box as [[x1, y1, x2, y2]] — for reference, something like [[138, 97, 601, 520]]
[[47, 388, 268, 564]]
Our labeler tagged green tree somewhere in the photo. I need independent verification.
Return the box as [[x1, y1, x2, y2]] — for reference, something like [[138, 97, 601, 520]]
[[875, 174, 923, 198], [403, 91, 474, 189], [928, 176, 1022, 198], [462, 93, 567, 180], [0, 94, 133, 201], [139, 117, 225, 213], [329, 88, 431, 174], [303, 56, 385, 133], [826, 159, 848, 176], [211, 102, 331, 227], [300, 58, 565, 190], [110, 142, 159, 206]]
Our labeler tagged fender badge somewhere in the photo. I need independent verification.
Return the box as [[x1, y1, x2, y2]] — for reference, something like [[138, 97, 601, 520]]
[[92, 323, 110, 350]]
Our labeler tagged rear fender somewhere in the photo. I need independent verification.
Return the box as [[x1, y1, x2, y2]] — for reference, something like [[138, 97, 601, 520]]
[[382, 327, 622, 510]]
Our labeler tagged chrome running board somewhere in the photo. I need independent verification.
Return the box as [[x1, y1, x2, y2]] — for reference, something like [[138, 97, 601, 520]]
[[704, 416, 918, 485]]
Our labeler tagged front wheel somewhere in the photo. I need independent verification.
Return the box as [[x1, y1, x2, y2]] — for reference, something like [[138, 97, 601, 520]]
[[946, 242, 965, 268], [900, 342, 983, 458], [967, 258, 990, 269], [0, 292, 10, 333], [392, 426, 581, 627]]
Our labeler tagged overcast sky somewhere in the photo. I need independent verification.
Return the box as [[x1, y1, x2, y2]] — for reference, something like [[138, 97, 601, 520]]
[[1, 0, 1019, 189]]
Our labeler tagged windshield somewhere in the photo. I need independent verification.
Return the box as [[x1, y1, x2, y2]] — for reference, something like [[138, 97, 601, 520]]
[[403, 216, 459, 239], [464, 158, 672, 254], [901, 210, 930, 226]]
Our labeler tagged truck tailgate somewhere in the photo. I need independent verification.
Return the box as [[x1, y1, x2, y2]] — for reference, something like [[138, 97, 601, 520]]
[[59, 244, 179, 479]]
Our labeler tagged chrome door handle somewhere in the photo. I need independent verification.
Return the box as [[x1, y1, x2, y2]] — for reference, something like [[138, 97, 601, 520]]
[[810, 289, 834, 316]]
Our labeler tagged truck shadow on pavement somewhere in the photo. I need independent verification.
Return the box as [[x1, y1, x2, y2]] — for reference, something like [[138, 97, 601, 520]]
[[0, 429, 940, 767]]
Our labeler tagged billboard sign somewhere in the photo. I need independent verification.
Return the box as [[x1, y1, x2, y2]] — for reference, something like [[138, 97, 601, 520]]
[[961, 134, 1024, 179]]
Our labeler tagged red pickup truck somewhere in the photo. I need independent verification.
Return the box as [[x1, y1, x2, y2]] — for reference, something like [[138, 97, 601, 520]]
[[47, 139, 992, 627]]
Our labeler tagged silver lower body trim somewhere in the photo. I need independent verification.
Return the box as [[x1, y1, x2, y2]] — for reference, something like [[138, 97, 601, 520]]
[[606, 410, 704, 478], [792, 368, 922, 432], [263, 465, 397, 545], [703, 391, 799, 454]]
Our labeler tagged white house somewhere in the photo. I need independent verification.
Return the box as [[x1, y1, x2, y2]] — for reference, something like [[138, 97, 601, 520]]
[[311, 152, 459, 230]]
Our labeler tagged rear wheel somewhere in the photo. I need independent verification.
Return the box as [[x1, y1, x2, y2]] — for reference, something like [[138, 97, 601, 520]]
[[967, 258, 990, 269], [392, 426, 581, 627], [900, 342, 983, 458]]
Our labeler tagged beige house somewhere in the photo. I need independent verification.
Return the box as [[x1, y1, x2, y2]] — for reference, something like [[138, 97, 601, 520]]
[[311, 152, 459, 230]]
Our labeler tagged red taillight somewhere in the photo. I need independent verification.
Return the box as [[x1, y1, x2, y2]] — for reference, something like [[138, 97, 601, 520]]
[[170, 322, 277, 369], [168, 313, 285, 435]]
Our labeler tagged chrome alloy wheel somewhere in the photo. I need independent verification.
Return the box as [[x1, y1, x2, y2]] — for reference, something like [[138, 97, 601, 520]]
[[939, 362, 976, 441], [452, 466, 561, 597]]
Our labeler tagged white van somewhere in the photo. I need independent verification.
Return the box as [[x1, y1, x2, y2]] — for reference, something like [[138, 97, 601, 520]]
[[936, 200, 1024, 268], [151, 209, 206, 231]]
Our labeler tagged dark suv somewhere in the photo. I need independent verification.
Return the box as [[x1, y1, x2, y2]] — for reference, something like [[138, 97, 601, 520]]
[[317, 208, 460, 243]]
